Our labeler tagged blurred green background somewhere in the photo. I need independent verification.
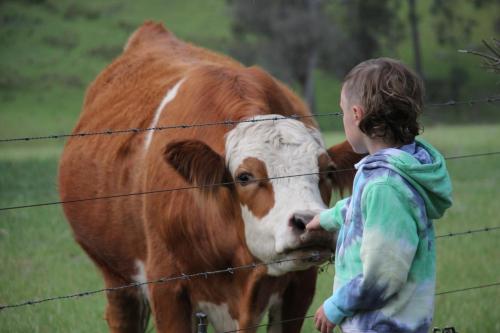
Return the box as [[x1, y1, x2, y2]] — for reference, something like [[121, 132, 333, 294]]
[[1, 0, 499, 332]]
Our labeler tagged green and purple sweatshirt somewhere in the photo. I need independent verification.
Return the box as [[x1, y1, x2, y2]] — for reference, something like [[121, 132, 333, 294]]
[[320, 138, 452, 333]]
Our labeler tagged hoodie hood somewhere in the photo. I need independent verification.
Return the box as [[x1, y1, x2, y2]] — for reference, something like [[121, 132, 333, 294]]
[[355, 138, 453, 219]]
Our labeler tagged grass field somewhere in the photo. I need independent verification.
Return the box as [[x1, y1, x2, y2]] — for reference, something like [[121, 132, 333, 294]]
[[1, 1, 499, 331], [0, 124, 499, 332]]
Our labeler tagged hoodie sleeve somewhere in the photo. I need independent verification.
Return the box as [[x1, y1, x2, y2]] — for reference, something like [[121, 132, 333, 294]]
[[322, 181, 419, 324], [319, 197, 350, 231]]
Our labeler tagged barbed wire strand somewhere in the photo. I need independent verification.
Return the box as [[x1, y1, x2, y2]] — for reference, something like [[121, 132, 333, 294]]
[[223, 280, 500, 332], [0, 96, 499, 143], [222, 279, 500, 332], [222, 315, 315, 333], [435, 282, 500, 296], [0, 168, 354, 212], [1, 224, 498, 312], [426, 96, 500, 107], [0, 113, 340, 143], [445, 151, 500, 160], [1, 150, 500, 212], [435, 226, 500, 239], [227, 281, 500, 332], [0, 253, 329, 311]]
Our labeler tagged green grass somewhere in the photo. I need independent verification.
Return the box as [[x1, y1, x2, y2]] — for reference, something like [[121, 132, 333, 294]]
[[0, 0, 231, 140], [1, 124, 499, 332], [1, 1, 499, 331]]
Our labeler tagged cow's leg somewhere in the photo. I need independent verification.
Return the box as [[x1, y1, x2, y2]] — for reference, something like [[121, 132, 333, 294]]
[[103, 281, 150, 333], [149, 281, 192, 333], [98, 265, 150, 333], [270, 268, 317, 333], [267, 299, 284, 333], [79, 243, 150, 333]]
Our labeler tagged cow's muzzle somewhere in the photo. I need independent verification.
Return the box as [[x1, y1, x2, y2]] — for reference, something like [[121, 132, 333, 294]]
[[287, 210, 336, 253]]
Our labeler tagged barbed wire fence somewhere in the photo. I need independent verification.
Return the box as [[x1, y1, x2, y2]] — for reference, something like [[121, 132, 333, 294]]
[[0, 225, 498, 312], [0, 96, 499, 332], [0, 96, 498, 144], [0, 151, 499, 212]]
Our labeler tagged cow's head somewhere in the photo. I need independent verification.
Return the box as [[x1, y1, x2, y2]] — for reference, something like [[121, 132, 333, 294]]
[[164, 115, 357, 275]]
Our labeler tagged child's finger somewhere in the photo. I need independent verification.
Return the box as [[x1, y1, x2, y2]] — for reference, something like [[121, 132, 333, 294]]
[[315, 317, 321, 331], [321, 320, 330, 333], [306, 215, 321, 230]]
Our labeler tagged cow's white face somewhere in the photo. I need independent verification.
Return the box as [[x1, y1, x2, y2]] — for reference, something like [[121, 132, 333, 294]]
[[225, 115, 336, 275]]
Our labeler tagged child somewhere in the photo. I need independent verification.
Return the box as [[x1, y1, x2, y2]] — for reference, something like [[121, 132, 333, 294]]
[[306, 58, 453, 333]]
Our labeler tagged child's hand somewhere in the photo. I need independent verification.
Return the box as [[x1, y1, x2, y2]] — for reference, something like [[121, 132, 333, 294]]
[[306, 214, 322, 231], [314, 305, 336, 333]]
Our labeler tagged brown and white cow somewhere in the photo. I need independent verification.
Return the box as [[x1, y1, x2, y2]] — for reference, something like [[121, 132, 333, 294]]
[[59, 22, 361, 333]]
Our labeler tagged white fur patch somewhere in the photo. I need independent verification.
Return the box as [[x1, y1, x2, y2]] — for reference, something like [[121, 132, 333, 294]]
[[131, 260, 149, 300], [226, 115, 329, 275], [197, 301, 239, 332], [143, 78, 186, 151]]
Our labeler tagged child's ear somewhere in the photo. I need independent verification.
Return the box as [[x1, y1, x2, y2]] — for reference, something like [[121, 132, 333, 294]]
[[353, 105, 364, 124]]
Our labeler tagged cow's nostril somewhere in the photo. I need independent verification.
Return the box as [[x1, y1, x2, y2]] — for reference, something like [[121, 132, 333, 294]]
[[290, 215, 306, 231], [290, 211, 317, 232]]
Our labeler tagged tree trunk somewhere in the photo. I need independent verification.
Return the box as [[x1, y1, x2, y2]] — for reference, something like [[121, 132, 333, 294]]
[[408, 0, 424, 78], [303, 49, 318, 115], [302, 0, 321, 114]]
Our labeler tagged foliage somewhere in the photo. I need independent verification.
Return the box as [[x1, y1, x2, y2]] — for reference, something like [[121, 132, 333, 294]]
[[430, 0, 500, 47], [418, 0, 500, 101]]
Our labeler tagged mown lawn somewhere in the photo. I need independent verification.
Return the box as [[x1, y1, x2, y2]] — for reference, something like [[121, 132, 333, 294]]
[[0, 124, 499, 332]]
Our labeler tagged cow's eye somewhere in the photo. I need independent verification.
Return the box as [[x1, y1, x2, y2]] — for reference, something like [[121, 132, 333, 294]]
[[236, 172, 254, 186]]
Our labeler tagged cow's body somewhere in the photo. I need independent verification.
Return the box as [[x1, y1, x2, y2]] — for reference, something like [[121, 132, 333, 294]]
[[59, 22, 360, 333]]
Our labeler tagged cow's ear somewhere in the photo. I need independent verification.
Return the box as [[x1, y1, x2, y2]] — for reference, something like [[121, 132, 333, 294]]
[[327, 140, 366, 196], [164, 140, 233, 190]]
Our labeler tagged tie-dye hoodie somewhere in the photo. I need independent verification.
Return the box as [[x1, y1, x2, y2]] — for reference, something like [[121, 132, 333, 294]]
[[319, 138, 452, 333]]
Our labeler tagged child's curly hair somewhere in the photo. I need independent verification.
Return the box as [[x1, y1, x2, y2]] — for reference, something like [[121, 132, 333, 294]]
[[343, 58, 424, 145]]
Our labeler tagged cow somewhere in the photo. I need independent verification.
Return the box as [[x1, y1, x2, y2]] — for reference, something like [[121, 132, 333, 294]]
[[59, 22, 362, 333]]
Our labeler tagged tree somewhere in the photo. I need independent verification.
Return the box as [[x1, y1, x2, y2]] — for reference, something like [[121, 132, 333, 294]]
[[414, 0, 499, 99], [408, 0, 423, 77], [229, 0, 334, 113], [227, 0, 403, 114], [427, 0, 500, 55]]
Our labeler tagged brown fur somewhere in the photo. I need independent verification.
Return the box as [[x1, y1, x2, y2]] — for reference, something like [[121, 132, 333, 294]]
[[235, 157, 275, 219], [328, 141, 366, 196], [59, 21, 358, 333]]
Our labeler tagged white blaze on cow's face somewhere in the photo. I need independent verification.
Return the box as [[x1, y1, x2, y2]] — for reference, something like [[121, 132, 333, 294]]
[[225, 115, 336, 276]]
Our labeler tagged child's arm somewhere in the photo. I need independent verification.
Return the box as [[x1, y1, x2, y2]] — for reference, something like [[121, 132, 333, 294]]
[[322, 182, 419, 324], [307, 197, 350, 232]]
